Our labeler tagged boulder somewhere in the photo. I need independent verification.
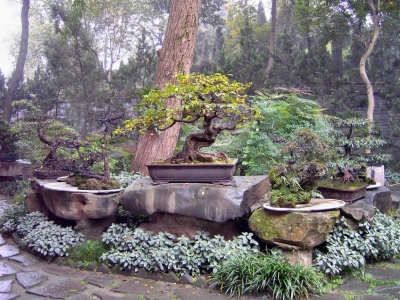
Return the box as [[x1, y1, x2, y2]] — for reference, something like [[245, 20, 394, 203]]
[[120, 176, 270, 223], [0, 160, 32, 179], [248, 208, 340, 250], [340, 186, 393, 223]]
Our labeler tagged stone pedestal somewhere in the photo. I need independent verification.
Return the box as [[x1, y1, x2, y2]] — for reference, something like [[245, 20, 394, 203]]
[[248, 208, 340, 250], [0, 160, 32, 179], [275, 248, 313, 267], [120, 176, 270, 238]]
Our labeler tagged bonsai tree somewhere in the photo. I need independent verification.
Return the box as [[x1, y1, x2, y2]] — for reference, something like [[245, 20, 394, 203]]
[[268, 129, 331, 208], [118, 73, 259, 163], [16, 113, 78, 174], [325, 115, 391, 184], [63, 113, 123, 190], [0, 120, 19, 154]]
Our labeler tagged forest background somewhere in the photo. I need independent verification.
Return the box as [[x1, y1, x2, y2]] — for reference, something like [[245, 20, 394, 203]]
[[1, 0, 400, 175]]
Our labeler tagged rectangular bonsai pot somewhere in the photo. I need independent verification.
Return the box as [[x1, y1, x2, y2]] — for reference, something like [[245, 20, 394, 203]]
[[146, 159, 238, 185], [317, 183, 369, 203]]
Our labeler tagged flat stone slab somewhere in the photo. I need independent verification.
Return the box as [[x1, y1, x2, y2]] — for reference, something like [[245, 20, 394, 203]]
[[92, 291, 135, 300], [82, 274, 122, 288], [0, 280, 12, 293], [26, 279, 87, 299], [16, 271, 48, 288], [0, 161, 31, 178], [0, 245, 19, 258], [0, 263, 16, 277], [120, 176, 270, 223], [42, 265, 85, 278], [8, 254, 38, 267], [0, 237, 5, 246], [365, 266, 400, 280], [111, 279, 174, 295], [336, 278, 370, 292], [309, 293, 346, 300], [373, 285, 400, 298], [0, 293, 20, 300], [358, 295, 393, 300]]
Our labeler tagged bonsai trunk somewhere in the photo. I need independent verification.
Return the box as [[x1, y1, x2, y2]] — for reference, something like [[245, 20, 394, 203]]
[[171, 115, 224, 163]]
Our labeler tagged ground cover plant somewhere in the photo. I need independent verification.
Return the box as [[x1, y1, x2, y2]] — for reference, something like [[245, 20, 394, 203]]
[[314, 212, 400, 275]]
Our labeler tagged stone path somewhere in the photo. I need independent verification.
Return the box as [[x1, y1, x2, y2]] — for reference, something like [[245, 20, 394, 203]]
[[1, 194, 400, 299]]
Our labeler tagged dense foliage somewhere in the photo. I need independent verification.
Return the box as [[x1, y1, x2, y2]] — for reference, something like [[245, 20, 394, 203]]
[[314, 212, 400, 275]]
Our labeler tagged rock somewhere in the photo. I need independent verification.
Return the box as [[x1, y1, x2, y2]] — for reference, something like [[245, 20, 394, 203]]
[[0, 161, 31, 179], [139, 212, 242, 239], [341, 186, 392, 223], [248, 208, 340, 249], [275, 248, 313, 267], [120, 176, 270, 223], [26, 279, 86, 298], [16, 272, 48, 288]]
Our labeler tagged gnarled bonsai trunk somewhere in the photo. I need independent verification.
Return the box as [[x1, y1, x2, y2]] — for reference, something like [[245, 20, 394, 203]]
[[171, 115, 225, 163]]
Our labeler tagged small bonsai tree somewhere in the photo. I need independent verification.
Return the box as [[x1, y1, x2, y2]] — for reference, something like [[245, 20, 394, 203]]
[[63, 113, 123, 190], [325, 115, 391, 184], [16, 113, 78, 173], [0, 120, 19, 154], [118, 73, 259, 163], [268, 129, 331, 208]]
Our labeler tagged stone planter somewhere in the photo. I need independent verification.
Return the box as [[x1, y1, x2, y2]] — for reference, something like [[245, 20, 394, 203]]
[[34, 168, 69, 179], [146, 159, 238, 185], [0, 152, 18, 162], [317, 183, 369, 203]]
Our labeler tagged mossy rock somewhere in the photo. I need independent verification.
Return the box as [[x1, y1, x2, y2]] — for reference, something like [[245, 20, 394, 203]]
[[248, 208, 340, 249], [66, 176, 120, 190]]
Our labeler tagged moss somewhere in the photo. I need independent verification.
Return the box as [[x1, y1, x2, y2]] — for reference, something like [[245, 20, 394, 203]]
[[66, 176, 120, 190], [270, 188, 312, 208], [318, 179, 368, 190]]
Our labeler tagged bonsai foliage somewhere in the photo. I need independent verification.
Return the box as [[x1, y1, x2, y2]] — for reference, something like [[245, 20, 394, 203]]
[[0, 120, 19, 153], [15, 113, 78, 170], [269, 129, 330, 207], [327, 115, 391, 183], [118, 73, 259, 163]]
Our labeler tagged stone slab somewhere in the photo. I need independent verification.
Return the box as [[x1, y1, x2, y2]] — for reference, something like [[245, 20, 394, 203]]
[[8, 254, 38, 267], [26, 279, 87, 299], [173, 287, 231, 300], [336, 278, 370, 292], [0, 293, 20, 300], [0, 263, 16, 277], [111, 279, 175, 295], [365, 266, 400, 280], [82, 274, 122, 288], [42, 265, 86, 278], [0, 280, 12, 293], [120, 176, 270, 223], [358, 295, 393, 300], [92, 291, 134, 300], [0, 237, 5, 246], [0, 245, 19, 258], [373, 285, 400, 298], [16, 271, 48, 288]]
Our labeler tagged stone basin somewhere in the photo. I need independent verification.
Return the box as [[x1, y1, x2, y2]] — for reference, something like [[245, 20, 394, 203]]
[[27, 179, 122, 239]]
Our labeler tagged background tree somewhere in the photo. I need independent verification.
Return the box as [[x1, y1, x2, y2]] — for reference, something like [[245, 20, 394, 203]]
[[2, 0, 30, 121]]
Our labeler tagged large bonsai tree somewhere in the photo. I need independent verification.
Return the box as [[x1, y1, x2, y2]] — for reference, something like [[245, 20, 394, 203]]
[[327, 115, 391, 183], [119, 73, 259, 164]]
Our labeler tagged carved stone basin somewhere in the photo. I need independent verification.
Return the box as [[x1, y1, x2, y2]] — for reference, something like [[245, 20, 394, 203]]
[[27, 179, 122, 239]]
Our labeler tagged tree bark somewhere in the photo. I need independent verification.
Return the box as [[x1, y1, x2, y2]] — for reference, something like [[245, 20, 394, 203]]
[[2, 0, 30, 122], [359, 0, 379, 153], [132, 0, 201, 174], [264, 0, 276, 79]]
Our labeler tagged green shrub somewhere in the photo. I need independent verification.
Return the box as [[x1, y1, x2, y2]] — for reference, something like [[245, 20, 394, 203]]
[[100, 224, 259, 276], [68, 240, 110, 266], [16, 211, 48, 236], [0, 179, 30, 197], [0, 201, 27, 233], [313, 212, 400, 275], [22, 220, 85, 258], [211, 252, 326, 299]]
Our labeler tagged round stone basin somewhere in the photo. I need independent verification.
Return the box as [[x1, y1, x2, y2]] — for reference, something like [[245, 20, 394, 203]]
[[35, 180, 121, 222], [43, 182, 123, 194]]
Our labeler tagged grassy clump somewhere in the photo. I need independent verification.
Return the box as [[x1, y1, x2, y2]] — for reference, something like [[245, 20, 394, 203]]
[[211, 252, 326, 299], [318, 179, 368, 190], [68, 240, 110, 267]]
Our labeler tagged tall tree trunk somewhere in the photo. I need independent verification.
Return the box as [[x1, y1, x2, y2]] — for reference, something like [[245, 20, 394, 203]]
[[359, 0, 379, 153], [2, 0, 30, 121], [132, 0, 201, 174], [264, 0, 276, 79]]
